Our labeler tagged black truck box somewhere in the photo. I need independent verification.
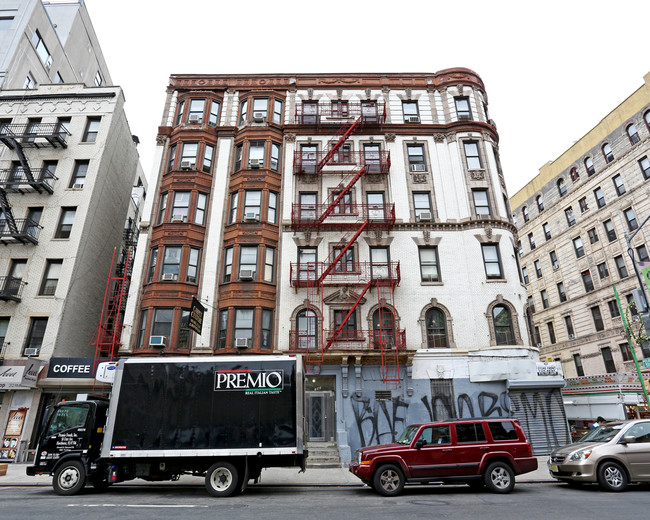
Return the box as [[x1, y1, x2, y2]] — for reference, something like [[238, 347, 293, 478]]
[[101, 355, 304, 458]]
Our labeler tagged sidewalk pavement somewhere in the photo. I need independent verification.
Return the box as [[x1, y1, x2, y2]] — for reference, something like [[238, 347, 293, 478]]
[[0, 457, 553, 487]]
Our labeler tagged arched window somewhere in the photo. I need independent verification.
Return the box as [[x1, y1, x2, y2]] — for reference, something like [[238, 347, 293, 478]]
[[426, 308, 448, 348], [627, 123, 640, 145], [296, 309, 317, 350], [602, 143, 614, 163], [557, 178, 567, 196], [584, 157, 595, 176], [492, 305, 514, 345], [569, 167, 579, 182], [522, 206, 529, 222], [536, 194, 544, 212], [372, 307, 395, 348]]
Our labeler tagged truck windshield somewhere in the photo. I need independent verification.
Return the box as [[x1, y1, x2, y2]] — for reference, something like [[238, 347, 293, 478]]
[[396, 425, 420, 444], [47, 405, 89, 437]]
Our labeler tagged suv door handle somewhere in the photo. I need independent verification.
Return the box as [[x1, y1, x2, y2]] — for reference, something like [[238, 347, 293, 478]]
[[480, 447, 490, 451], [442, 449, 453, 453]]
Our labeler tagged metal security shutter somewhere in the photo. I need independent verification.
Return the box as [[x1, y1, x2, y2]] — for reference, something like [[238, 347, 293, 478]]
[[509, 387, 570, 455]]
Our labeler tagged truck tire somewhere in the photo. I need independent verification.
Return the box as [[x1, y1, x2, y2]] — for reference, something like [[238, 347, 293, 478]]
[[53, 460, 86, 496], [205, 462, 239, 497], [373, 464, 405, 496], [484, 461, 515, 493]]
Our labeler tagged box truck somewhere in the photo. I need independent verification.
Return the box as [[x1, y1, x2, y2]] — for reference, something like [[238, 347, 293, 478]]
[[27, 355, 306, 496]]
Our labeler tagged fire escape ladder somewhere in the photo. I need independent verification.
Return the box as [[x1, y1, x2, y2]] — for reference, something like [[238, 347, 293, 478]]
[[316, 116, 362, 172], [8, 138, 36, 183], [91, 247, 132, 385], [319, 220, 369, 283], [324, 280, 373, 352], [0, 189, 19, 234], [318, 165, 367, 224], [375, 281, 401, 384]]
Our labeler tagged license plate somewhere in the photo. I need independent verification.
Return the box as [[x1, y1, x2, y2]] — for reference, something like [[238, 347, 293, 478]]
[[550, 464, 558, 472]]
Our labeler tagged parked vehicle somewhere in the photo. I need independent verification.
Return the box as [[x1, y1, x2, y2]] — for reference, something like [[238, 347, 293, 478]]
[[27, 355, 306, 497], [349, 417, 537, 496], [548, 419, 650, 491]]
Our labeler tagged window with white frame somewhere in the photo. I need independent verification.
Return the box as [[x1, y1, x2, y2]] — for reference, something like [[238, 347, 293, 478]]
[[419, 247, 440, 282], [187, 99, 205, 123], [202, 144, 214, 173], [407, 144, 426, 171], [208, 100, 220, 126], [157, 193, 168, 225], [239, 246, 258, 280], [228, 192, 238, 224], [234, 309, 254, 345], [186, 247, 200, 283], [270, 142, 280, 171], [180, 142, 198, 169], [195, 193, 207, 225], [223, 247, 233, 282], [248, 141, 265, 168], [243, 190, 262, 221], [481, 244, 502, 279], [413, 192, 432, 220], [455, 97, 472, 120], [252, 98, 268, 121], [264, 247, 275, 283], [268, 192, 278, 224], [161, 246, 182, 279], [273, 99, 283, 124], [170, 191, 190, 222], [402, 101, 420, 122], [463, 141, 482, 169], [472, 189, 490, 217]]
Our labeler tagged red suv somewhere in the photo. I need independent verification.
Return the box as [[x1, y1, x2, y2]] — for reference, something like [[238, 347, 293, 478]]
[[349, 418, 537, 496]]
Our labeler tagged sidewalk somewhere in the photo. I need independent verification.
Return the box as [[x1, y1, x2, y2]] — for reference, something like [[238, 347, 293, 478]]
[[0, 457, 552, 487]]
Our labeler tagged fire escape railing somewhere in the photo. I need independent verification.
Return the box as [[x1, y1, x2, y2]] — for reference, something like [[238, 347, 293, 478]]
[[0, 168, 57, 193], [0, 123, 70, 148], [0, 218, 41, 244], [0, 276, 27, 302], [291, 203, 396, 229]]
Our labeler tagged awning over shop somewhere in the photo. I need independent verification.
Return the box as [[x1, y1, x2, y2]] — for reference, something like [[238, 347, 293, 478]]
[[0, 359, 44, 390]]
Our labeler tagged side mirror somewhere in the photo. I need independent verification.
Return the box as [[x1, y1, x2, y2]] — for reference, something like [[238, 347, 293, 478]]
[[622, 435, 636, 444], [415, 439, 427, 449]]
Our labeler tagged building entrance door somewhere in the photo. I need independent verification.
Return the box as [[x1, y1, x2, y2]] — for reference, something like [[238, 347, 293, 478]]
[[305, 376, 336, 442]]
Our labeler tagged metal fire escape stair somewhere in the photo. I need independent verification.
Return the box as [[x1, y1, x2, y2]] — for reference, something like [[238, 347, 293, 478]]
[[316, 116, 362, 173]]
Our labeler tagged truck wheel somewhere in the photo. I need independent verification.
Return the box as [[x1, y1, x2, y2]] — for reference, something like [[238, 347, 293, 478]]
[[373, 464, 405, 496], [484, 461, 515, 493], [205, 462, 239, 497], [598, 461, 628, 492], [53, 460, 86, 496]]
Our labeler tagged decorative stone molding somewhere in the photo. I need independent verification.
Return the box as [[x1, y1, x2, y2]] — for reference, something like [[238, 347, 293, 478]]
[[381, 87, 390, 97], [337, 88, 343, 100], [307, 88, 314, 99], [156, 134, 167, 145], [385, 132, 396, 142], [484, 224, 493, 239], [365, 88, 371, 99], [412, 174, 428, 183], [485, 297, 524, 346], [418, 299, 457, 350], [474, 231, 501, 244], [292, 235, 323, 248], [423, 229, 430, 242], [469, 170, 485, 180], [433, 133, 445, 143], [411, 235, 441, 247], [445, 132, 457, 142], [405, 88, 412, 99], [284, 133, 296, 142], [363, 235, 394, 247]]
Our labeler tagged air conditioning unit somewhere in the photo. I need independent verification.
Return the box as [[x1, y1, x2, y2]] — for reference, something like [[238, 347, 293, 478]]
[[252, 112, 266, 122], [24, 348, 39, 357], [458, 113, 471, 121], [536, 343, 542, 348], [149, 335, 167, 348], [180, 160, 195, 170], [417, 211, 432, 222], [161, 273, 178, 281], [72, 183, 84, 189], [244, 212, 260, 222], [410, 164, 426, 172], [553, 263, 560, 271], [171, 214, 186, 222], [249, 159, 262, 168], [188, 114, 203, 124], [186, 276, 197, 284], [405, 116, 420, 123], [235, 337, 250, 348], [568, 334, 575, 340], [239, 269, 254, 280]]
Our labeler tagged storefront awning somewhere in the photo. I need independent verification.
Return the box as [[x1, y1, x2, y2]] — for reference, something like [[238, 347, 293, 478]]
[[0, 359, 43, 390]]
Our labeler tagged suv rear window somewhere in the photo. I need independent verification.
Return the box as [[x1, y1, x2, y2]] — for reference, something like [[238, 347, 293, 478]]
[[488, 421, 519, 441], [455, 422, 486, 443]]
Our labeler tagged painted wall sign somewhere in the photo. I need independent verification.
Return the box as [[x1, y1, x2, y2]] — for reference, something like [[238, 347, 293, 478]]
[[47, 358, 95, 379]]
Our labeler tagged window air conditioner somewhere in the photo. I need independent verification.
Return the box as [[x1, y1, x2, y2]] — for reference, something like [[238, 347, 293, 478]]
[[244, 212, 260, 222], [171, 214, 186, 222], [239, 269, 254, 280], [458, 114, 471, 121], [149, 335, 168, 347], [235, 337, 250, 348], [252, 112, 266, 123], [24, 348, 40, 356], [161, 273, 178, 281], [410, 164, 426, 172], [249, 159, 262, 168], [417, 211, 432, 221], [553, 263, 560, 271], [405, 116, 420, 123], [72, 183, 84, 189], [188, 114, 203, 124], [180, 160, 195, 170], [568, 334, 575, 340], [536, 343, 542, 348]]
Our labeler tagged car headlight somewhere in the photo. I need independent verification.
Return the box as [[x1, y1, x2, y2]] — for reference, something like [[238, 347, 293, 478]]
[[356, 451, 362, 464], [569, 450, 592, 461]]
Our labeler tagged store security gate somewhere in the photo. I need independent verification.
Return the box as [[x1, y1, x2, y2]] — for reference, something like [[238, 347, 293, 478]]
[[509, 387, 570, 455]]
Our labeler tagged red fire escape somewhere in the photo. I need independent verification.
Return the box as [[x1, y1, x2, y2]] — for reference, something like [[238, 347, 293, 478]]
[[290, 101, 403, 383]]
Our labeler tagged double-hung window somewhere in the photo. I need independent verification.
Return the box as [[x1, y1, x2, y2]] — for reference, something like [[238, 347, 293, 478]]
[[481, 244, 502, 279], [455, 97, 472, 120], [243, 190, 262, 221], [170, 191, 190, 222], [473, 189, 490, 217], [463, 141, 482, 169], [187, 99, 205, 123], [402, 101, 420, 122], [407, 144, 426, 171], [413, 192, 432, 220], [419, 247, 440, 282]]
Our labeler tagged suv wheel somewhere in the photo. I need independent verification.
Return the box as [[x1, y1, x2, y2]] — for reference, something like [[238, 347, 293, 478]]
[[373, 464, 405, 496], [484, 461, 515, 493], [598, 461, 628, 492]]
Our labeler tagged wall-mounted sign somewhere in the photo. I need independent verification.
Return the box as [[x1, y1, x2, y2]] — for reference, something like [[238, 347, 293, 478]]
[[0, 359, 43, 389], [47, 358, 95, 379], [536, 362, 560, 377], [189, 297, 205, 335]]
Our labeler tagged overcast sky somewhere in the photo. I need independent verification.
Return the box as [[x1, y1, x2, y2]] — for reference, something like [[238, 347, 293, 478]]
[[84, 0, 650, 196]]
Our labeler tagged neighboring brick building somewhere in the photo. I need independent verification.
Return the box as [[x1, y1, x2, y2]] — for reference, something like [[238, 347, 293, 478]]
[[510, 71, 650, 427], [123, 70, 568, 461]]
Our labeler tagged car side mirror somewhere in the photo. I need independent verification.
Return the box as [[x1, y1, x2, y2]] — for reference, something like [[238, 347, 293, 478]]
[[415, 439, 427, 449], [622, 435, 636, 444]]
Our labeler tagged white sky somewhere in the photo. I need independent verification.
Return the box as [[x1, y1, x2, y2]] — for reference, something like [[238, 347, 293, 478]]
[[84, 0, 650, 196]]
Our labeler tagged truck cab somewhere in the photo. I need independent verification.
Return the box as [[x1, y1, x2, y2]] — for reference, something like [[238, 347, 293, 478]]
[[27, 399, 109, 493]]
